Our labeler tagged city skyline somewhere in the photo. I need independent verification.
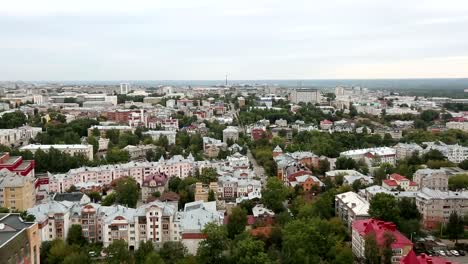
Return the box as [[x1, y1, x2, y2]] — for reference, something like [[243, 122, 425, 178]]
[[1, 0, 468, 80]]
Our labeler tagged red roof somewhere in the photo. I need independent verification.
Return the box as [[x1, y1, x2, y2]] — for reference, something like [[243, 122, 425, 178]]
[[353, 219, 412, 249], [400, 250, 459, 264], [321, 119, 333, 124], [450, 117, 466, 122], [250, 226, 273, 238], [182, 233, 207, 239], [287, 170, 312, 182], [409, 181, 418, 186], [383, 179, 398, 187], [390, 173, 408, 181]]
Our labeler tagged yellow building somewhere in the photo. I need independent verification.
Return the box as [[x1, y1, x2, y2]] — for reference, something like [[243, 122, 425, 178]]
[[0, 170, 36, 211], [194, 182, 218, 202]]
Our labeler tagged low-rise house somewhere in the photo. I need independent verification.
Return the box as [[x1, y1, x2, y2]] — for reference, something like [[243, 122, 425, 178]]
[[287, 171, 323, 191], [222, 126, 239, 143], [320, 119, 333, 130], [0, 126, 42, 147], [143, 130, 177, 145], [53, 192, 91, 205], [123, 145, 155, 160], [326, 170, 373, 186], [382, 173, 418, 191]]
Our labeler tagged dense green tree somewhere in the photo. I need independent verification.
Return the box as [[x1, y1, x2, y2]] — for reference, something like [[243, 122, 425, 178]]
[[0, 111, 27, 128], [227, 207, 247, 239], [144, 252, 165, 264], [67, 225, 87, 246], [364, 233, 380, 264], [369, 193, 400, 224], [423, 149, 446, 162], [446, 212, 464, 242], [208, 189, 216, 201], [199, 167, 218, 184], [335, 157, 358, 170], [47, 239, 70, 264], [262, 177, 289, 213], [197, 223, 229, 264], [449, 174, 468, 190], [106, 148, 130, 164], [105, 239, 134, 264], [63, 252, 90, 264], [135, 240, 155, 264], [101, 192, 117, 206], [231, 235, 270, 264], [87, 191, 102, 202], [114, 177, 139, 208], [159, 241, 188, 264], [420, 110, 440, 122]]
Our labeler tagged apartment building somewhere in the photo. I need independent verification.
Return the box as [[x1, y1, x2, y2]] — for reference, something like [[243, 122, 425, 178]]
[[48, 155, 196, 193], [142, 130, 177, 145], [0, 170, 36, 211], [141, 173, 169, 201], [87, 125, 134, 137], [340, 147, 396, 166], [289, 88, 321, 104], [21, 144, 94, 161], [222, 126, 239, 143], [352, 219, 413, 264], [216, 175, 261, 200], [423, 141, 468, 163], [335, 191, 370, 229], [194, 182, 219, 202], [122, 145, 155, 160], [27, 201, 72, 241], [446, 121, 468, 132], [393, 143, 423, 160], [0, 152, 35, 177], [0, 126, 42, 147], [415, 187, 468, 229], [0, 213, 41, 264], [413, 169, 448, 191]]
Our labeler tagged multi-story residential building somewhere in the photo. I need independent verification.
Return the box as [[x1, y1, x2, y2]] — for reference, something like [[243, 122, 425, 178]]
[[423, 142, 468, 163], [374, 127, 403, 140], [446, 121, 468, 132], [0, 152, 35, 177], [216, 176, 261, 200], [382, 173, 418, 191], [141, 173, 169, 201], [202, 137, 226, 158], [222, 126, 239, 143], [226, 152, 249, 169], [289, 88, 321, 104], [400, 251, 459, 264], [87, 125, 134, 137], [21, 144, 94, 161], [48, 155, 196, 193], [287, 172, 324, 191], [352, 219, 413, 264], [0, 126, 42, 147], [0, 213, 41, 264], [143, 130, 177, 145], [122, 145, 155, 160], [325, 170, 374, 186], [0, 170, 36, 211], [29, 200, 182, 250], [27, 200, 72, 241], [415, 187, 468, 229], [340, 147, 396, 166], [394, 143, 423, 160], [335, 191, 370, 229], [413, 169, 448, 191]]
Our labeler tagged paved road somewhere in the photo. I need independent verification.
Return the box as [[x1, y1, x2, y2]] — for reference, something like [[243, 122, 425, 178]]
[[247, 149, 267, 186]]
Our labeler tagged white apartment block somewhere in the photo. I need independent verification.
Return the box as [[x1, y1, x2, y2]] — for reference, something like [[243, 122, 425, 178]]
[[20, 144, 94, 161], [289, 88, 321, 104], [0, 126, 42, 147], [393, 143, 423, 160], [446, 121, 468, 132], [423, 142, 468, 163], [340, 147, 396, 166], [222, 126, 239, 143], [47, 155, 196, 193], [335, 191, 370, 229], [143, 130, 177, 145], [413, 168, 448, 191], [416, 187, 468, 229]]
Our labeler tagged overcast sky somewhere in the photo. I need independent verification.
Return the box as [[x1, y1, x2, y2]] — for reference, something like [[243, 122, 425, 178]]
[[1, 0, 468, 80]]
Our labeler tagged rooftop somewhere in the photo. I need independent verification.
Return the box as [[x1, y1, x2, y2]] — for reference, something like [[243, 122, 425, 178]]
[[0, 214, 34, 248]]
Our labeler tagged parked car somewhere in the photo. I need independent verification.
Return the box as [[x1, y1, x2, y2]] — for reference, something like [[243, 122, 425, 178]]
[[459, 249, 466, 256], [445, 250, 452, 256], [439, 250, 446, 256], [450, 250, 459, 256], [427, 250, 435, 256]]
